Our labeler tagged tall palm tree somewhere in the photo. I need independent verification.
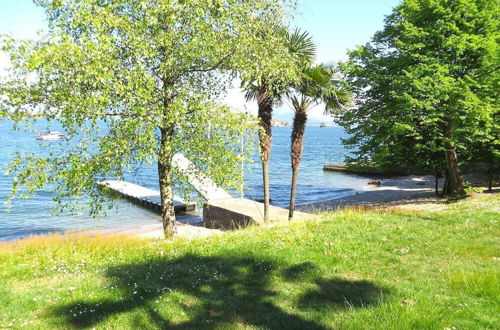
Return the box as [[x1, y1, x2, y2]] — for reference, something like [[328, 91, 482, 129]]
[[288, 65, 351, 219], [242, 80, 281, 221], [241, 28, 316, 221]]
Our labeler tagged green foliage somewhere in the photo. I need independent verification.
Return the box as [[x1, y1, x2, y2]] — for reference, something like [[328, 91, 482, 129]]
[[0, 194, 498, 328], [241, 27, 308, 112], [0, 0, 297, 216], [289, 64, 352, 115], [464, 183, 483, 195], [339, 0, 499, 174]]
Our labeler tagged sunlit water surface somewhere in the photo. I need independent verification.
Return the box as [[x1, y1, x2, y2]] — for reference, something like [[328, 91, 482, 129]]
[[0, 120, 369, 240]]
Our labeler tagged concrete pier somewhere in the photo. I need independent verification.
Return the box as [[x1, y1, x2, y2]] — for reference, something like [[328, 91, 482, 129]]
[[172, 154, 232, 201], [98, 180, 195, 214], [172, 154, 308, 229], [323, 163, 383, 175]]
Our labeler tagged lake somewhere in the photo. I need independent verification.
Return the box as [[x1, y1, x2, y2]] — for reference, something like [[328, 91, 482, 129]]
[[0, 120, 369, 240]]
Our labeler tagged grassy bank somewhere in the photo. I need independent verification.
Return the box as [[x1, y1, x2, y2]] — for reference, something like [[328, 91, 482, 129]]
[[1, 194, 499, 329]]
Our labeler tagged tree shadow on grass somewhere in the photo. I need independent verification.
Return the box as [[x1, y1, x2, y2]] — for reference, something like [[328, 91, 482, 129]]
[[52, 256, 388, 329], [281, 261, 320, 283], [299, 278, 389, 310]]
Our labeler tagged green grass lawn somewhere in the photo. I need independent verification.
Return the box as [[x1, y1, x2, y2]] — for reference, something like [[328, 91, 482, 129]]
[[1, 194, 499, 329]]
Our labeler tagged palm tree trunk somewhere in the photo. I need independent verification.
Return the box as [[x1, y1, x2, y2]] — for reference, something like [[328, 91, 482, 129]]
[[258, 89, 273, 222], [158, 126, 176, 238], [289, 109, 307, 220], [289, 165, 299, 219]]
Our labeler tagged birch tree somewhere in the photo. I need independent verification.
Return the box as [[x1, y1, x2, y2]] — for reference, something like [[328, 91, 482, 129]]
[[1, 0, 297, 237]]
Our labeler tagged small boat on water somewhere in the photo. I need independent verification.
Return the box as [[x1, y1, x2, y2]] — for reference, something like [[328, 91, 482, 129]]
[[320, 122, 331, 128], [35, 131, 66, 141]]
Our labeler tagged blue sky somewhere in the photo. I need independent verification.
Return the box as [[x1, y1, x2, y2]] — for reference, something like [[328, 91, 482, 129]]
[[0, 0, 401, 122], [296, 0, 400, 64]]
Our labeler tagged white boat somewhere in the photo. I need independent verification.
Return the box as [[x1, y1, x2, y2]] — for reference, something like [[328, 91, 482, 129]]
[[320, 122, 331, 128], [35, 131, 66, 141]]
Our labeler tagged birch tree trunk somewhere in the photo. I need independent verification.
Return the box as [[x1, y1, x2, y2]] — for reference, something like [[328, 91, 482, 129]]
[[158, 126, 176, 238]]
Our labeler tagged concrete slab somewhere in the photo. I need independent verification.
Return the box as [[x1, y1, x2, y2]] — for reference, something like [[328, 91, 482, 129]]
[[203, 198, 309, 229]]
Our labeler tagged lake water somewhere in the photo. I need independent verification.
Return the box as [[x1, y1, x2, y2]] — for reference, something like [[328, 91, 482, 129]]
[[0, 120, 369, 240]]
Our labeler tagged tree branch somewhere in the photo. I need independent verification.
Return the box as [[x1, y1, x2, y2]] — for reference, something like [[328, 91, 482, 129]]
[[184, 52, 233, 75]]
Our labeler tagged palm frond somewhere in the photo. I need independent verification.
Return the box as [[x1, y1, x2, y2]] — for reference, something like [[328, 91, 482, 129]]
[[241, 27, 318, 109], [240, 80, 260, 103], [288, 64, 352, 114], [321, 66, 352, 115], [286, 28, 316, 60]]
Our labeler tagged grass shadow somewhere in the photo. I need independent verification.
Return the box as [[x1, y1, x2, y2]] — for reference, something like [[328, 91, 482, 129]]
[[299, 278, 389, 310], [282, 261, 318, 282], [52, 255, 388, 329]]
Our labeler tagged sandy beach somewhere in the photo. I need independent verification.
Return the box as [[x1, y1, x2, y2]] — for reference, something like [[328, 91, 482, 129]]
[[111, 172, 495, 240], [298, 172, 495, 212]]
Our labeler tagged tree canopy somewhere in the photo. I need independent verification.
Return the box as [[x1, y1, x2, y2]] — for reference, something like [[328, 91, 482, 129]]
[[0, 0, 299, 236], [339, 0, 499, 195]]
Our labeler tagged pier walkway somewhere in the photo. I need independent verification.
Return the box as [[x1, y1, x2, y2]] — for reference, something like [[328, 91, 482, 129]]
[[98, 180, 195, 214]]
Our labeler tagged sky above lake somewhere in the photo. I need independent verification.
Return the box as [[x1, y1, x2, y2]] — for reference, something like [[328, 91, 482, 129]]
[[0, 0, 401, 123]]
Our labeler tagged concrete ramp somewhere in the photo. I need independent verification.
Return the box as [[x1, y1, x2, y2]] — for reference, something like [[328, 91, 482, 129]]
[[172, 154, 232, 201]]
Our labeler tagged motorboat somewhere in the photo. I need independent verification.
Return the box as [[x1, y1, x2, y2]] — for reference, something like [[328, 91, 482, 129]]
[[35, 131, 67, 141], [320, 122, 331, 128]]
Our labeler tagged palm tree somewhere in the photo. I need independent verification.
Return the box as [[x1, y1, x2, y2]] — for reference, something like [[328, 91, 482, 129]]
[[241, 28, 316, 221], [288, 64, 351, 219], [242, 79, 283, 221]]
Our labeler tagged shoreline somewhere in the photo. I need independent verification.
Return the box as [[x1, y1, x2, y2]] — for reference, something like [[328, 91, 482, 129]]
[[2, 173, 496, 243], [297, 174, 443, 212], [298, 172, 496, 212]]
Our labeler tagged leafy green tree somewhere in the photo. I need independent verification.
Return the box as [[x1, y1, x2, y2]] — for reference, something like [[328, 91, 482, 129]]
[[0, 0, 296, 237], [339, 0, 498, 196], [287, 31, 351, 219], [469, 115, 500, 191]]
